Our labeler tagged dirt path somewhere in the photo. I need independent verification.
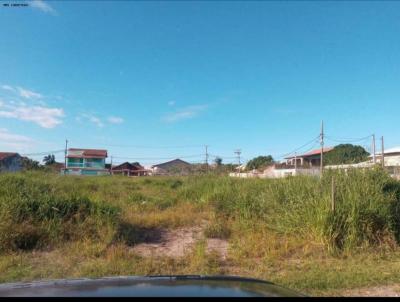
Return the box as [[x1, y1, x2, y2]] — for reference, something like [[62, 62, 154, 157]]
[[340, 284, 400, 297], [129, 226, 400, 296], [130, 224, 229, 260]]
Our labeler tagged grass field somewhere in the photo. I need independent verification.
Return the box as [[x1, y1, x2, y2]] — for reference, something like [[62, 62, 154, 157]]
[[1, 168, 400, 296]]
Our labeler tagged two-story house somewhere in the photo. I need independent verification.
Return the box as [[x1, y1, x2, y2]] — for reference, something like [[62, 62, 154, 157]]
[[62, 148, 110, 176]]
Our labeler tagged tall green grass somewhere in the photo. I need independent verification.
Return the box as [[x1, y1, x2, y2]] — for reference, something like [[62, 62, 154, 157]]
[[178, 168, 400, 252], [0, 173, 120, 252], [0, 168, 399, 253]]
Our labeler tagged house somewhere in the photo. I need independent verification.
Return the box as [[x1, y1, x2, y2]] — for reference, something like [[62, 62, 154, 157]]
[[284, 147, 334, 167], [229, 163, 320, 179], [325, 146, 400, 169], [0, 152, 23, 172], [325, 146, 400, 179], [62, 148, 110, 176], [373, 146, 400, 166], [46, 162, 65, 172], [151, 159, 191, 175], [262, 163, 320, 178], [234, 164, 246, 172], [111, 162, 150, 176]]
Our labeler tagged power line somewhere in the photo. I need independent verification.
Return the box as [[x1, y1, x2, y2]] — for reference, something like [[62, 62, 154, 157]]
[[89, 143, 204, 149], [277, 136, 320, 159], [111, 154, 204, 160], [208, 154, 237, 159], [324, 134, 373, 143], [21, 149, 65, 156]]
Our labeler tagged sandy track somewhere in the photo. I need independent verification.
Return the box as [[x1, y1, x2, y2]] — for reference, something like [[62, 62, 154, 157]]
[[130, 224, 229, 260]]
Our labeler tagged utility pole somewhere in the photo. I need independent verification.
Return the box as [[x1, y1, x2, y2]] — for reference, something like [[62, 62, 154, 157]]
[[64, 139, 68, 174], [234, 149, 241, 176], [372, 134, 376, 164], [320, 120, 324, 177], [110, 156, 113, 175], [381, 136, 385, 169], [205, 145, 209, 172]]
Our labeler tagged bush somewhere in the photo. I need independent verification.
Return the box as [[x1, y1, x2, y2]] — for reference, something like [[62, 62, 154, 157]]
[[0, 173, 120, 252], [178, 169, 400, 252]]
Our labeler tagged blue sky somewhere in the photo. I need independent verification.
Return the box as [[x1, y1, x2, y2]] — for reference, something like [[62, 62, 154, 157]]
[[1, 0, 400, 165]]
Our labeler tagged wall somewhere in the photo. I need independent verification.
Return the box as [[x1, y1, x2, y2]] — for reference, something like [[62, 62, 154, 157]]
[[0, 155, 22, 172], [67, 157, 105, 169]]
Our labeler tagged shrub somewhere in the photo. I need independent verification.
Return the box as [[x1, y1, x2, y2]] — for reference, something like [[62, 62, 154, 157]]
[[0, 173, 120, 252]]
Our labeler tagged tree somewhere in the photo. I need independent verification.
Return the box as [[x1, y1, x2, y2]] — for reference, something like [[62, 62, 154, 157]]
[[21, 157, 41, 170], [214, 157, 223, 166], [246, 155, 274, 170], [43, 154, 56, 165], [324, 144, 369, 165]]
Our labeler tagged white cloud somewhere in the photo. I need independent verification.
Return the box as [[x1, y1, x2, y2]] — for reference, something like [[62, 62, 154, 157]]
[[168, 101, 176, 106], [107, 116, 124, 124], [30, 0, 57, 15], [17, 87, 43, 99], [1, 85, 15, 92], [79, 113, 104, 128], [162, 105, 208, 123], [0, 105, 64, 128], [0, 128, 34, 150], [0, 85, 64, 128]]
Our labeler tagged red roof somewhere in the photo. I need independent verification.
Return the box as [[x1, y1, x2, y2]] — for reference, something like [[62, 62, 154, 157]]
[[0, 152, 19, 161], [67, 148, 107, 158], [285, 147, 333, 159]]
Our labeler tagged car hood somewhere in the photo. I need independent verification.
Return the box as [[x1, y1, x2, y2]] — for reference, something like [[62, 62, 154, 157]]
[[0, 275, 304, 297]]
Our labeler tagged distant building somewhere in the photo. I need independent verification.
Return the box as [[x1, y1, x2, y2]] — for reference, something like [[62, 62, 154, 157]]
[[111, 162, 150, 176], [284, 147, 334, 167], [373, 146, 400, 166], [262, 164, 320, 178], [229, 163, 321, 179], [325, 146, 400, 180], [234, 164, 246, 172], [151, 159, 191, 175], [62, 148, 110, 176], [0, 152, 23, 173], [46, 162, 65, 172]]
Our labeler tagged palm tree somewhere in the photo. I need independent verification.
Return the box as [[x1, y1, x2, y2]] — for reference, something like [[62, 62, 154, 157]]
[[43, 154, 56, 165]]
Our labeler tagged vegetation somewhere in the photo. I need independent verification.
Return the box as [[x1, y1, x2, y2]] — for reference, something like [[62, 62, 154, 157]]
[[21, 157, 41, 171], [325, 144, 370, 165], [214, 157, 223, 166], [43, 154, 56, 165], [0, 169, 400, 296], [246, 155, 274, 170]]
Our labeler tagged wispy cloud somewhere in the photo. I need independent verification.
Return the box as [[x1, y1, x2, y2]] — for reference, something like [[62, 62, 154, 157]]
[[168, 100, 176, 106], [0, 105, 64, 128], [0, 84, 64, 128], [29, 0, 57, 15], [0, 128, 34, 150], [1, 85, 15, 92], [162, 104, 208, 123], [78, 113, 104, 128], [17, 86, 43, 99], [2, 84, 44, 100], [107, 116, 124, 124]]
